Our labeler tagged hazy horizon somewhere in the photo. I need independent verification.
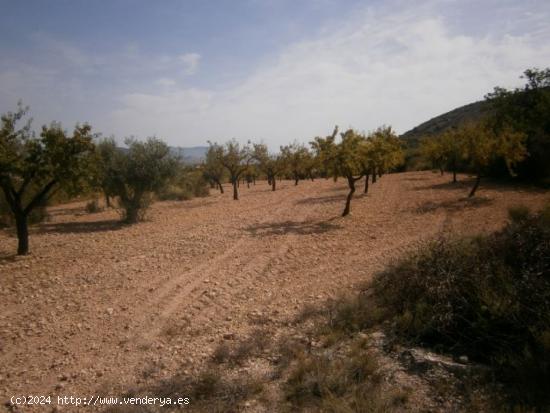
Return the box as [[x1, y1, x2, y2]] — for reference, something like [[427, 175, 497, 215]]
[[1, 0, 549, 149]]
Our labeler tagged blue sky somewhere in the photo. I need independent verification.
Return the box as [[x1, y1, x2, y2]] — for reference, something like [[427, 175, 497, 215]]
[[1, 0, 549, 149]]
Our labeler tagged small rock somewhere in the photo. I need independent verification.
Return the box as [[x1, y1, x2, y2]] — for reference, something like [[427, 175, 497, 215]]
[[459, 355, 469, 363], [223, 333, 235, 340], [106, 308, 114, 315]]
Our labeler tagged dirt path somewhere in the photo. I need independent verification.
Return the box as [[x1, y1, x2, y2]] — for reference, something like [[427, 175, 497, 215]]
[[1, 171, 548, 412]]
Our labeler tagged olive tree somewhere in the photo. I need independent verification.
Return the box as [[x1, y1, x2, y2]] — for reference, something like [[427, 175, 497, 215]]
[[94, 137, 118, 207], [0, 104, 95, 255], [203, 144, 226, 193], [101, 137, 177, 223]]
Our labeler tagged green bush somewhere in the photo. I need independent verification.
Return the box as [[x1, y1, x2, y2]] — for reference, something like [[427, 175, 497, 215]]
[[373, 205, 550, 406]]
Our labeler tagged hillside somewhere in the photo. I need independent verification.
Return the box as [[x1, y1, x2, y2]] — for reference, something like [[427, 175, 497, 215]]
[[169, 146, 208, 164], [400, 100, 490, 147]]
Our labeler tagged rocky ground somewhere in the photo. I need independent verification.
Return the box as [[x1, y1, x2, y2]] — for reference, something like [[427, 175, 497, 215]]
[[1, 171, 548, 412]]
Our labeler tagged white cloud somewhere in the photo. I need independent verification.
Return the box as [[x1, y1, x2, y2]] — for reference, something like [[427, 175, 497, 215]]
[[2, 1, 550, 148], [109, 2, 550, 148]]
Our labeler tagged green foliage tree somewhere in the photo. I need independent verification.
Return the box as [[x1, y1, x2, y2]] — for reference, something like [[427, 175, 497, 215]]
[[252, 143, 285, 191], [101, 137, 177, 223], [439, 129, 463, 183], [212, 139, 252, 200], [310, 126, 339, 180], [420, 134, 446, 175], [335, 129, 367, 216], [485, 67, 550, 181], [0, 103, 96, 255], [420, 129, 463, 183], [369, 126, 404, 180], [203, 144, 226, 193], [280, 142, 310, 185], [460, 121, 527, 197], [94, 137, 118, 207]]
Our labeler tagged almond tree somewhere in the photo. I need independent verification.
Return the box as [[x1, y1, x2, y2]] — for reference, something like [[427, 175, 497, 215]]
[[335, 129, 367, 216], [0, 104, 95, 255], [280, 142, 309, 185], [461, 121, 527, 197], [214, 139, 252, 200], [420, 134, 447, 175], [253, 143, 285, 191], [310, 126, 339, 180], [374, 126, 404, 178]]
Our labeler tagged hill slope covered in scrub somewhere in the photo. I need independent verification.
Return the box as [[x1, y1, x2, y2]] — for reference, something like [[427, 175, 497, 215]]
[[400, 100, 490, 147]]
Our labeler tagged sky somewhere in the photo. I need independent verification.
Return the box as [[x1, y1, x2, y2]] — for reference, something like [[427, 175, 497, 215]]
[[1, 0, 549, 149]]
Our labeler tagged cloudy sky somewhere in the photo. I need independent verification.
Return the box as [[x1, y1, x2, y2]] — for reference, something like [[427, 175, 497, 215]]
[[1, 0, 549, 149]]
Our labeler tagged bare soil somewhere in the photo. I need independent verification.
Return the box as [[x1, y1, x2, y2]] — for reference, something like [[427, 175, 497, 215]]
[[1, 171, 548, 412]]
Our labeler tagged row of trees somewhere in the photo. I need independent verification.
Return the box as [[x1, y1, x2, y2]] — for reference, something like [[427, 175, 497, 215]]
[[0, 104, 183, 255], [419, 67, 549, 195], [420, 118, 527, 198], [204, 126, 404, 216]]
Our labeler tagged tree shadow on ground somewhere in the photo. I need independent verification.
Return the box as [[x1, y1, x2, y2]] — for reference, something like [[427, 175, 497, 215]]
[[415, 197, 494, 214], [295, 194, 346, 205], [415, 177, 548, 194], [246, 218, 341, 236], [414, 180, 473, 191], [35, 219, 124, 234]]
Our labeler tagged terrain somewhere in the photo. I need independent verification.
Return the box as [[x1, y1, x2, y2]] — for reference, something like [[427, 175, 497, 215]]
[[1, 171, 548, 412]]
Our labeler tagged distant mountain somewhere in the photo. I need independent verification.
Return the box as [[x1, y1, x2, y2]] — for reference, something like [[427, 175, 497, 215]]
[[169, 146, 208, 164], [400, 100, 491, 147]]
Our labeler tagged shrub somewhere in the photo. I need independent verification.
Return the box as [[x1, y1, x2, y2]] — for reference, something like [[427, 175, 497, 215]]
[[373, 205, 550, 407], [157, 169, 210, 201]]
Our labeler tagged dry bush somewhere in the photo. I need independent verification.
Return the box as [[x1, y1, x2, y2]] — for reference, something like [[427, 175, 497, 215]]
[[373, 205, 550, 408], [283, 338, 406, 412], [211, 329, 270, 366]]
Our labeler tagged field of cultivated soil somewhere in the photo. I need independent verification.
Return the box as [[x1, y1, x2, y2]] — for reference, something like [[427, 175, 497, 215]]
[[1, 171, 548, 412]]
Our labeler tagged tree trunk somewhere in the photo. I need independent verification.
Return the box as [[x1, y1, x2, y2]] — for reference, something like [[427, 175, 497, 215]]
[[372, 170, 377, 184], [453, 170, 457, 183], [15, 212, 29, 255], [247, 181, 250, 188], [218, 182, 224, 194], [233, 180, 239, 200], [440, 166, 444, 175], [294, 175, 299, 186], [342, 176, 356, 217], [104, 192, 111, 208], [270, 175, 276, 191], [468, 174, 481, 198], [364, 174, 370, 194]]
